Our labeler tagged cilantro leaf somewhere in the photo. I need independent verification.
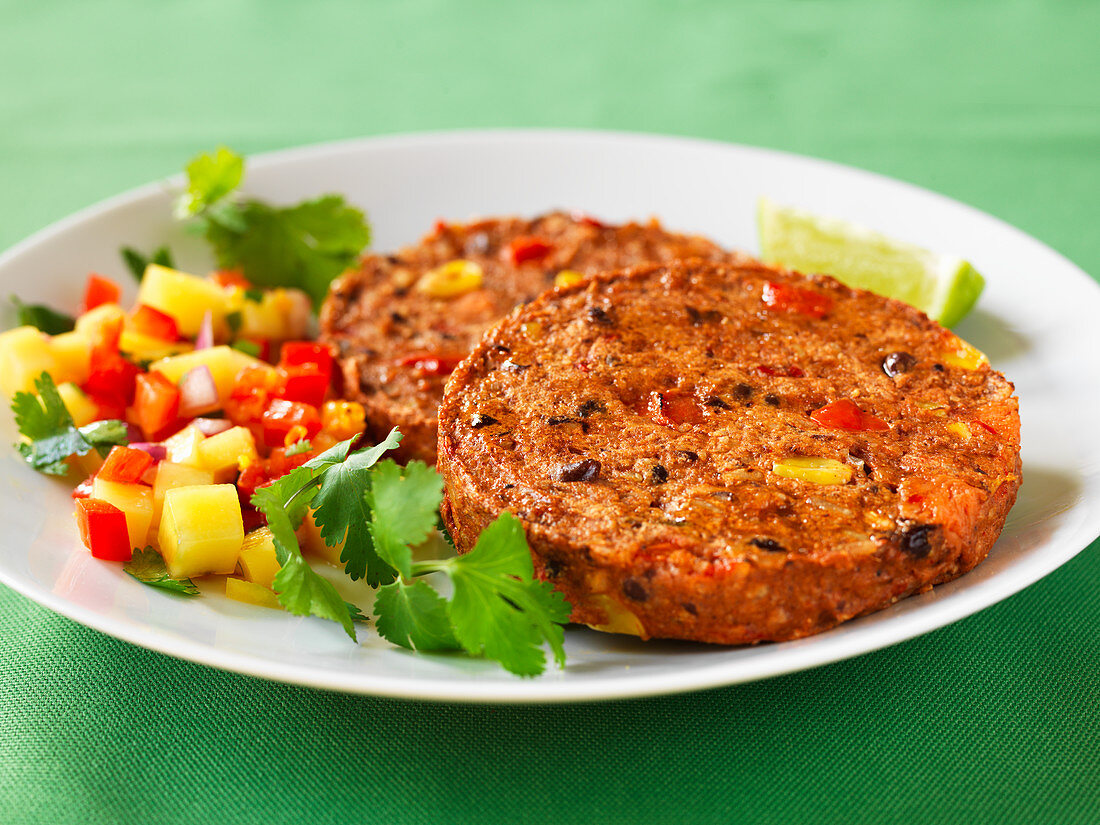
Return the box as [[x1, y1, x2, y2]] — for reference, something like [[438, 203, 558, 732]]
[[374, 579, 458, 651], [252, 481, 354, 639], [12, 372, 126, 475], [10, 297, 75, 335], [120, 245, 175, 282], [309, 428, 401, 584], [78, 419, 130, 458], [176, 146, 244, 218], [124, 547, 199, 595], [202, 196, 370, 307], [424, 513, 570, 677], [365, 460, 443, 578], [272, 554, 357, 639]]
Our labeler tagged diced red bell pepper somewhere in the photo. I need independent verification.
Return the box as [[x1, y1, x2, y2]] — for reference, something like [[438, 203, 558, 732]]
[[810, 399, 890, 432], [280, 341, 335, 377], [276, 363, 329, 408], [761, 281, 834, 319], [397, 352, 465, 377], [225, 365, 279, 426], [134, 372, 181, 439], [82, 317, 140, 406], [973, 420, 998, 435], [72, 478, 94, 500], [211, 269, 251, 289], [646, 390, 703, 428], [129, 304, 180, 341], [96, 445, 155, 484], [757, 364, 806, 378], [261, 399, 321, 449], [505, 236, 553, 265], [74, 498, 132, 561], [83, 274, 121, 313]]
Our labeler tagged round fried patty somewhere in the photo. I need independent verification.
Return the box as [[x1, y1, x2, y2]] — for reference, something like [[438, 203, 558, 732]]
[[319, 212, 735, 462], [437, 259, 1021, 644]]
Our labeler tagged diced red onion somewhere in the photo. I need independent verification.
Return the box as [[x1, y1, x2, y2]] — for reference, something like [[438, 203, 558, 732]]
[[195, 310, 214, 350], [178, 365, 220, 417], [128, 442, 169, 462], [192, 417, 233, 436], [125, 423, 144, 443]]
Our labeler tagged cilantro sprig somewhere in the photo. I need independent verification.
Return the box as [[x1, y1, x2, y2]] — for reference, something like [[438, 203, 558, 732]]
[[10, 297, 75, 335], [124, 547, 199, 595], [178, 146, 370, 306], [12, 372, 128, 475], [250, 431, 571, 676]]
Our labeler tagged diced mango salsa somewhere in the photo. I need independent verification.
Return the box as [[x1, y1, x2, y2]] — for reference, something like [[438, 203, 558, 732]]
[[137, 264, 231, 336], [150, 346, 273, 404], [158, 484, 244, 580], [74, 303, 125, 338], [320, 400, 366, 441], [238, 527, 282, 588], [92, 478, 154, 551], [772, 456, 853, 485], [152, 461, 216, 530], [0, 326, 57, 396], [57, 383, 98, 427], [197, 426, 258, 482], [225, 577, 282, 610], [50, 331, 91, 385], [227, 287, 312, 341], [163, 424, 206, 466], [119, 329, 192, 362]]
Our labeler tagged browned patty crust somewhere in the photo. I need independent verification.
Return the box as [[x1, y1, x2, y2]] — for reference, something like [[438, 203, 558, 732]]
[[437, 259, 1021, 645], [319, 212, 738, 462]]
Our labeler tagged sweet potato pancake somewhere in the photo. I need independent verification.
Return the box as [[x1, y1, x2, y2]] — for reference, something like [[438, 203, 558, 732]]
[[437, 259, 1021, 644], [319, 212, 736, 462]]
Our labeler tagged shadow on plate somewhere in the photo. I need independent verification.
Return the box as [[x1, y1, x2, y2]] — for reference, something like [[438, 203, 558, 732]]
[[953, 307, 1030, 363]]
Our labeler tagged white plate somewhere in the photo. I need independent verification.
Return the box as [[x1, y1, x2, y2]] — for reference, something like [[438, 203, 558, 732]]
[[1, 130, 1097, 703]]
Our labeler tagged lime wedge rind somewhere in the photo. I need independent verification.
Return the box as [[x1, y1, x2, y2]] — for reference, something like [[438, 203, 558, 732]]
[[757, 197, 985, 327]]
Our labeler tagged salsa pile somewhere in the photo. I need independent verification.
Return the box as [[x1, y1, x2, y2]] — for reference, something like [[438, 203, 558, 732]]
[[1, 263, 365, 606]]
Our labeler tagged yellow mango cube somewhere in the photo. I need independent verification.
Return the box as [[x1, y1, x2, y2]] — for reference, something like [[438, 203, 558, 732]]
[[119, 329, 192, 362], [50, 331, 91, 385], [92, 478, 154, 551], [238, 528, 282, 588], [228, 287, 312, 341], [197, 426, 258, 482], [74, 303, 125, 339], [225, 577, 282, 610], [416, 260, 483, 298], [158, 484, 244, 580], [163, 424, 207, 466], [0, 326, 57, 396], [137, 264, 231, 336], [152, 461, 216, 531], [57, 383, 98, 427], [772, 456, 853, 485], [150, 346, 272, 404]]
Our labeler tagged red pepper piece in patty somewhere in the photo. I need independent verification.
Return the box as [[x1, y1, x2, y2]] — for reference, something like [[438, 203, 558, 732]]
[[761, 281, 833, 319], [811, 399, 889, 432], [647, 390, 704, 428], [757, 364, 805, 378], [505, 236, 553, 265], [397, 352, 465, 377]]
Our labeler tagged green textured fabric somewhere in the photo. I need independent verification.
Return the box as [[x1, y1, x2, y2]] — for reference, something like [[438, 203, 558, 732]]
[[2, 1, 1099, 823]]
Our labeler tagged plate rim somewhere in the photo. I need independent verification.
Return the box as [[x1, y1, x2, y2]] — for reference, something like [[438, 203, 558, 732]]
[[1, 127, 1097, 703]]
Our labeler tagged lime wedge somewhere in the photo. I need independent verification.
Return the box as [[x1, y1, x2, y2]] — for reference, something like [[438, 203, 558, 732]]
[[757, 198, 984, 327]]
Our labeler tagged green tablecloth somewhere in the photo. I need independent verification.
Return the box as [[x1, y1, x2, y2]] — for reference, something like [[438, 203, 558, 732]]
[[2, 2, 1098, 822]]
